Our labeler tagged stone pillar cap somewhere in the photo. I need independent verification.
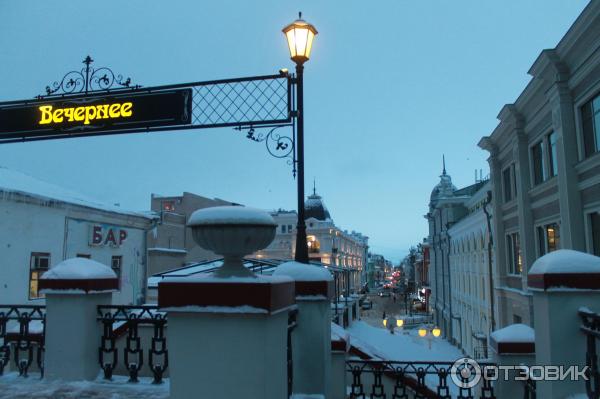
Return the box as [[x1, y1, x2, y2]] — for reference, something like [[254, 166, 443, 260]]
[[490, 323, 535, 354], [39, 258, 118, 294], [273, 261, 333, 299], [528, 249, 600, 290], [187, 205, 276, 227]]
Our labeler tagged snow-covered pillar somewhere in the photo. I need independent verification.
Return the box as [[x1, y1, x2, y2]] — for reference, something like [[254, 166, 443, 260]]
[[274, 261, 334, 398], [490, 324, 535, 398], [330, 324, 349, 399], [528, 249, 600, 398], [40, 258, 118, 381], [161, 206, 295, 399]]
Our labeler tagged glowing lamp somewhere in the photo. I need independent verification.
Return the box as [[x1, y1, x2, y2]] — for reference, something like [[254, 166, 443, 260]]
[[283, 12, 318, 64], [418, 328, 427, 337], [383, 319, 387, 327], [432, 327, 441, 338], [396, 319, 404, 328]]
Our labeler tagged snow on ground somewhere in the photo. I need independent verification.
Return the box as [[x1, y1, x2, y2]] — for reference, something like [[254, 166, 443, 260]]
[[347, 320, 464, 362], [0, 373, 169, 399]]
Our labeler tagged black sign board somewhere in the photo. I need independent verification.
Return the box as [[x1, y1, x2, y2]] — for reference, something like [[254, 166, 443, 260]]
[[0, 89, 192, 140]]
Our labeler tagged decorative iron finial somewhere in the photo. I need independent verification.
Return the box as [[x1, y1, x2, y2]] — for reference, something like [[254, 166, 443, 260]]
[[313, 178, 316, 195], [442, 155, 447, 175], [38, 55, 138, 98], [299, 11, 302, 19]]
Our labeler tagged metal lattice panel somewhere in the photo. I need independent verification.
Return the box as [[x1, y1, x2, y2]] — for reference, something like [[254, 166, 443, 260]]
[[192, 76, 290, 127]]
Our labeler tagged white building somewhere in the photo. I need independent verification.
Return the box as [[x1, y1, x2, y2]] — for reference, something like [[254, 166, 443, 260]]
[[0, 167, 155, 305], [257, 188, 369, 292]]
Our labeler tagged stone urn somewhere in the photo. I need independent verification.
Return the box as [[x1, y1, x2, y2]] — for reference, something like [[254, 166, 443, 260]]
[[187, 205, 276, 277]]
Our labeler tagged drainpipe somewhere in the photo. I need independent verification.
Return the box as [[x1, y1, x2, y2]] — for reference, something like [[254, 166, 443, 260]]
[[482, 190, 496, 332], [445, 222, 454, 342]]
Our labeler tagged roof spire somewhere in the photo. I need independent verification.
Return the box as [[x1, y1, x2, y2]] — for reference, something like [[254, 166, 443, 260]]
[[313, 178, 316, 195], [442, 155, 447, 175]]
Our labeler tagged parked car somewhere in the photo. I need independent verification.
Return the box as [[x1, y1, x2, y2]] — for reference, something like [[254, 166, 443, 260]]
[[361, 299, 373, 310]]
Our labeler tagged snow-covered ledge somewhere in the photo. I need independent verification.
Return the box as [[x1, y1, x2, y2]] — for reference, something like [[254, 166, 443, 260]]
[[490, 324, 536, 399], [274, 261, 333, 398], [527, 250, 600, 399], [39, 258, 117, 381], [160, 206, 295, 399]]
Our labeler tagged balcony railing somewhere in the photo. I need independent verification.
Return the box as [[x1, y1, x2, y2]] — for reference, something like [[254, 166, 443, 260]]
[[0, 305, 46, 378], [346, 359, 496, 399]]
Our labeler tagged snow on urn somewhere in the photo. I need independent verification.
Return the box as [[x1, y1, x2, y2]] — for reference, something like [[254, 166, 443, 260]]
[[187, 205, 277, 277]]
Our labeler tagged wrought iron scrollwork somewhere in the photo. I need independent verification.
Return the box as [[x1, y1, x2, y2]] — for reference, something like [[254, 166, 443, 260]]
[[97, 305, 168, 384], [0, 305, 45, 378], [236, 125, 294, 160], [580, 308, 600, 399], [39, 55, 138, 98]]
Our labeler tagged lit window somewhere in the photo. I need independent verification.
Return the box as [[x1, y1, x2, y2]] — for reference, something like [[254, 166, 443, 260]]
[[307, 235, 320, 253], [537, 223, 560, 256], [162, 201, 175, 212], [29, 252, 50, 299]]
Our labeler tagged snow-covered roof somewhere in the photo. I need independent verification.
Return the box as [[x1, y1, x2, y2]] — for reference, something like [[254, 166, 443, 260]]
[[529, 249, 600, 274], [273, 261, 333, 281], [187, 205, 276, 226], [41, 258, 117, 280], [0, 166, 153, 219], [490, 323, 535, 343]]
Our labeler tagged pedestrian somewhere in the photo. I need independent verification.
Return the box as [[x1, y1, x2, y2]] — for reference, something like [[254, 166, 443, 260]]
[[393, 294, 396, 303], [382, 310, 386, 320]]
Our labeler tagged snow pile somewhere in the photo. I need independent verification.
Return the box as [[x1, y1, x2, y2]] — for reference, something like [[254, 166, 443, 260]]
[[0, 373, 168, 398], [490, 323, 535, 343], [331, 322, 349, 343], [529, 249, 600, 274], [347, 321, 463, 362], [0, 166, 151, 218], [41, 258, 116, 280], [273, 261, 333, 281], [188, 205, 276, 226]]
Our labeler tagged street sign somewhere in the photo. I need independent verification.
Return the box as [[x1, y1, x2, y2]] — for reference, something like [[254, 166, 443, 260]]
[[0, 89, 192, 141]]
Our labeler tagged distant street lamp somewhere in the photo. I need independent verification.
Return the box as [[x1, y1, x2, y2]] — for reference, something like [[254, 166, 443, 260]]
[[418, 325, 441, 349], [283, 13, 318, 264]]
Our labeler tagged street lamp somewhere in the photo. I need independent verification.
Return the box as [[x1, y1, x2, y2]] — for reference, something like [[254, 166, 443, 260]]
[[418, 325, 441, 349], [283, 13, 317, 264]]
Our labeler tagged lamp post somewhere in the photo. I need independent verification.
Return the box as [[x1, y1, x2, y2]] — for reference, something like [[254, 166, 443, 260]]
[[418, 325, 442, 349], [283, 13, 318, 264]]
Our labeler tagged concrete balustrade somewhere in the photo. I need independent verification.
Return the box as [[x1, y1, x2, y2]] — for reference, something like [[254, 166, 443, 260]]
[[274, 261, 334, 398], [39, 258, 118, 381], [527, 249, 600, 398]]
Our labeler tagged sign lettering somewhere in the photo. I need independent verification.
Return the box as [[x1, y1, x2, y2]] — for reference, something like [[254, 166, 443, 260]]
[[39, 102, 133, 126], [90, 225, 128, 248]]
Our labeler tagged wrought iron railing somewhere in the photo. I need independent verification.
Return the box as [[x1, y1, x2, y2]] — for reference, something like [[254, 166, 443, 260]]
[[287, 307, 298, 398], [580, 308, 600, 399], [0, 305, 46, 378], [97, 305, 168, 384], [346, 359, 496, 399]]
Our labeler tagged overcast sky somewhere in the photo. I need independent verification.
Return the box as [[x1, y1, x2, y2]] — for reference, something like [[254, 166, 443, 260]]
[[0, 0, 590, 262]]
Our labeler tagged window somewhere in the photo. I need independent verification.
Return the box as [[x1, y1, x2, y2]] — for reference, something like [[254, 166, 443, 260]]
[[162, 201, 175, 212], [531, 141, 546, 185], [513, 314, 522, 324], [548, 132, 558, 177], [581, 95, 600, 158], [537, 223, 560, 256], [502, 164, 517, 203], [288, 224, 293, 233], [29, 252, 50, 299], [111, 256, 122, 288], [591, 212, 600, 257], [76, 254, 91, 259], [506, 232, 522, 275], [307, 235, 320, 253], [281, 225, 286, 234]]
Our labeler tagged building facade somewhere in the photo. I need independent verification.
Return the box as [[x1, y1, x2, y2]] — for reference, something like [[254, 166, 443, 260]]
[[426, 163, 489, 346], [257, 189, 369, 293], [478, 0, 600, 328], [147, 192, 237, 276], [0, 167, 154, 305]]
